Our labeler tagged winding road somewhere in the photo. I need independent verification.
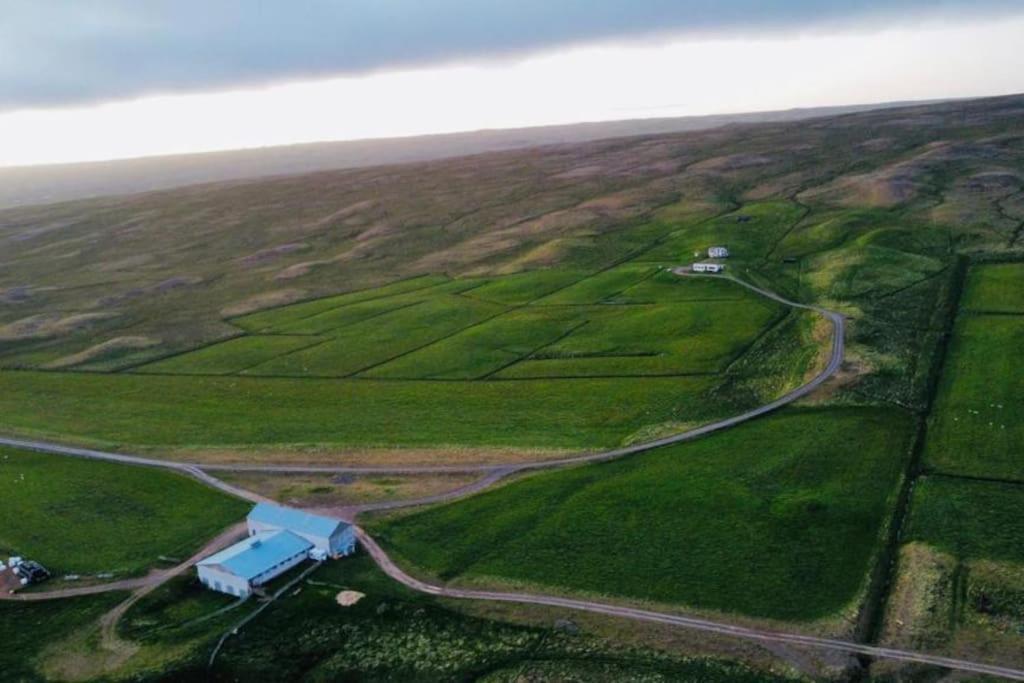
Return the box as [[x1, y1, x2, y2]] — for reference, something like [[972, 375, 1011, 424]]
[[5, 274, 1024, 680]]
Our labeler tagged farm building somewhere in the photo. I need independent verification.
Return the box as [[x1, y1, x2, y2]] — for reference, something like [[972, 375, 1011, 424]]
[[197, 529, 313, 597], [247, 502, 357, 558], [708, 246, 729, 258], [692, 262, 725, 273]]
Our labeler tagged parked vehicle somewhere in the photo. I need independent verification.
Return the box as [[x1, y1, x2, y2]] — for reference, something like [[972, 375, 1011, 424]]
[[14, 560, 50, 584]]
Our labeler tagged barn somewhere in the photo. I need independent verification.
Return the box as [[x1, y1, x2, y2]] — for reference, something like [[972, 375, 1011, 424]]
[[197, 530, 313, 598], [247, 502, 357, 558]]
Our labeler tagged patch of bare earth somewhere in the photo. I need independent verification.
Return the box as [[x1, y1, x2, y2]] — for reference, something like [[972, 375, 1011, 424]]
[[150, 445, 573, 467], [216, 471, 480, 508], [43, 336, 159, 369], [220, 288, 307, 317], [690, 153, 772, 172], [336, 590, 365, 606], [238, 242, 310, 267], [0, 312, 116, 341]]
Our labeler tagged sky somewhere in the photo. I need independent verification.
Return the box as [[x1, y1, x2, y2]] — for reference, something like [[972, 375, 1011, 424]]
[[1, 1, 1023, 167]]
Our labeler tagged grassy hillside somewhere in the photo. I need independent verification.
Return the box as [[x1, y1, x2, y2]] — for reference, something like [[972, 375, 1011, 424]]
[[373, 407, 913, 622], [0, 446, 247, 575]]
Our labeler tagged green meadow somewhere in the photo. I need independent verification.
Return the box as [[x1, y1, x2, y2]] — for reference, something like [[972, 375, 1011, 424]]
[[0, 370, 721, 450], [497, 299, 780, 378], [374, 407, 913, 621], [925, 295, 1024, 481], [0, 446, 247, 575], [904, 476, 1024, 564], [960, 262, 1024, 314], [139, 335, 325, 375]]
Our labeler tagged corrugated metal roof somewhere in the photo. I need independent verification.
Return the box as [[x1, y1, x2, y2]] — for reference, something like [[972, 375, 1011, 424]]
[[248, 502, 347, 538], [198, 530, 312, 580]]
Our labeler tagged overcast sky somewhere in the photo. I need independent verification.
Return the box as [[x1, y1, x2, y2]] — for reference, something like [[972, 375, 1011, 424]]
[[1, 1, 1023, 166]]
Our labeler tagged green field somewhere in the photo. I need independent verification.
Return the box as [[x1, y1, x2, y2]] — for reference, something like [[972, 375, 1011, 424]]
[[246, 294, 504, 377], [536, 263, 659, 304], [904, 476, 1024, 564], [462, 268, 589, 303], [882, 476, 1024, 662], [960, 262, 1024, 314], [374, 407, 913, 621], [0, 370, 722, 450], [230, 275, 451, 332], [0, 447, 247, 575], [925, 307, 1024, 480], [131, 266, 784, 383], [365, 306, 583, 379], [497, 300, 780, 377], [614, 269, 752, 303], [139, 335, 325, 375]]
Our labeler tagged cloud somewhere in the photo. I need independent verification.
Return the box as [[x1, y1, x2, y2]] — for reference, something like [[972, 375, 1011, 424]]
[[2, 0, 1020, 110]]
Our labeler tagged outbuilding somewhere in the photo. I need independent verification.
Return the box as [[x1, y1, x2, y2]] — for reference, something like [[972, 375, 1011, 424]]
[[197, 530, 313, 598], [692, 262, 725, 273], [708, 246, 729, 258], [247, 502, 357, 558]]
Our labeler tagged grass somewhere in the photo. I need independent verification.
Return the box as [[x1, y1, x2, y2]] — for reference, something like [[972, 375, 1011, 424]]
[[0, 593, 127, 682], [120, 554, 792, 682], [614, 269, 752, 303], [365, 306, 583, 379], [536, 263, 659, 304], [638, 201, 806, 265], [803, 230, 946, 300], [0, 370, 723, 451], [924, 312, 1024, 480], [137, 335, 324, 375], [245, 294, 504, 377], [960, 262, 1024, 313], [373, 407, 913, 621], [903, 476, 1024, 564], [879, 477, 1024, 666], [230, 275, 451, 332], [497, 299, 781, 377], [0, 446, 248, 575], [462, 268, 589, 303]]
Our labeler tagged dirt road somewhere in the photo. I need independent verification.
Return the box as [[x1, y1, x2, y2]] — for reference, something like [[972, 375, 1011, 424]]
[[1, 523, 247, 602], [355, 529, 1024, 681]]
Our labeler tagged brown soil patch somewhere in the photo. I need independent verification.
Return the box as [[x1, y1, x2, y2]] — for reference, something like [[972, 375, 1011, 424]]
[[221, 289, 307, 317], [336, 590, 365, 606], [0, 312, 116, 341], [44, 336, 158, 369], [217, 471, 480, 508], [551, 164, 606, 179], [355, 222, 396, 242], [239, 242, 310, 266], [690, 154, 771, 172], [151, 444, 573, 468]]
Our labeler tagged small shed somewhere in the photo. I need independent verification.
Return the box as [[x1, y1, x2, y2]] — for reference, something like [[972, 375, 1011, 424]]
[[247, 503, 356, 558], [197, 530, 312, 597]]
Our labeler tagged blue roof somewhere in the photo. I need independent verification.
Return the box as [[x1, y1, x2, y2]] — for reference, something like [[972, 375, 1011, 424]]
[[248, 502, 347, 538], [198, 530, 312, 580]]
